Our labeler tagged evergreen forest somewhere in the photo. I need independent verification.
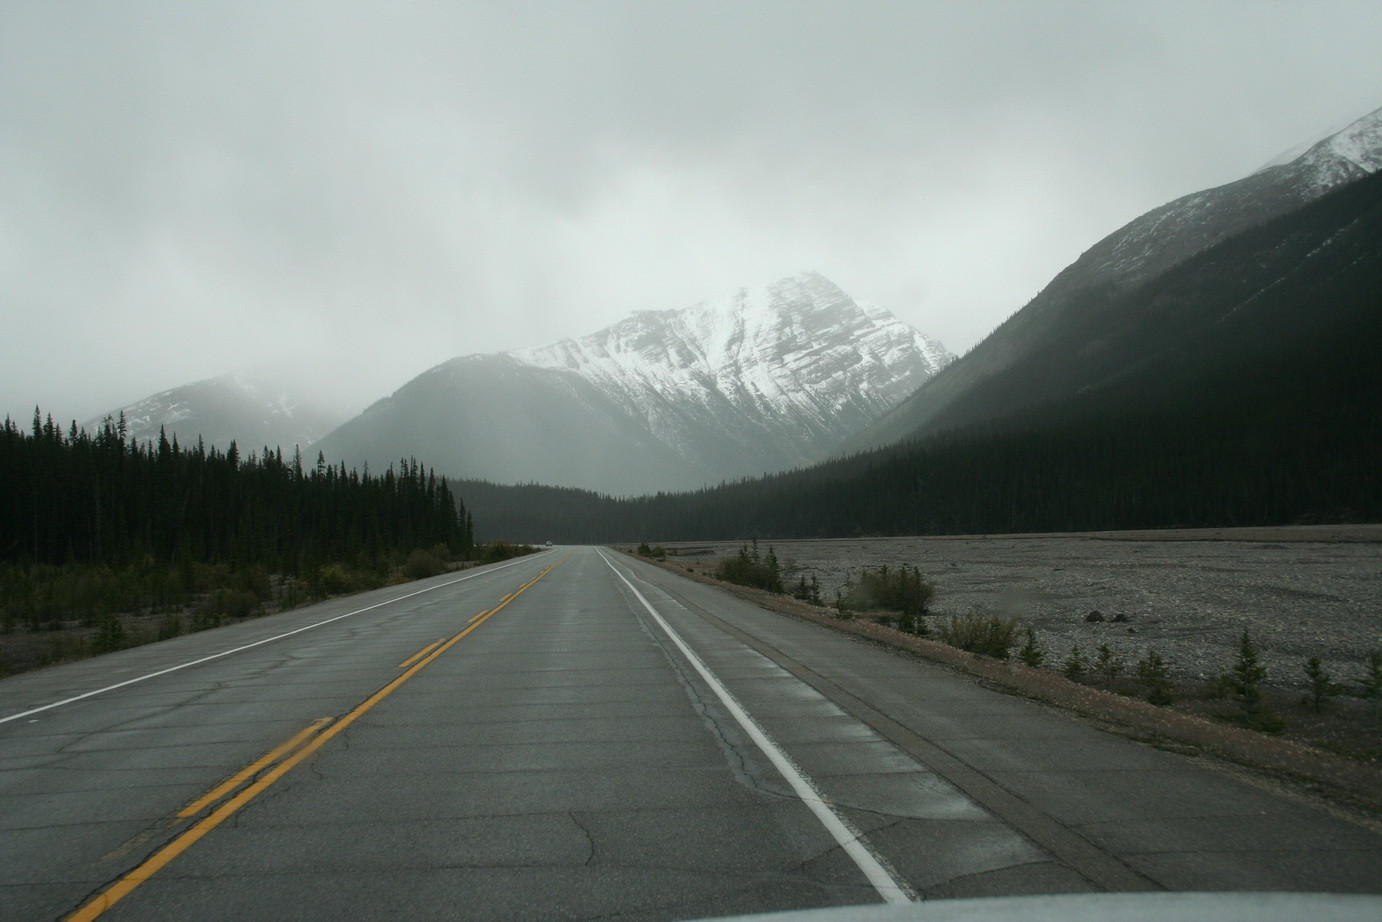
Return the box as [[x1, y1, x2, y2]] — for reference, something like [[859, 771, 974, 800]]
[[1, 412, 474, 670]]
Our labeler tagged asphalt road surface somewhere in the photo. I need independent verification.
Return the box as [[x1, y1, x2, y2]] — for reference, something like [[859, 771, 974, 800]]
[[2, 547, 1378, 921]]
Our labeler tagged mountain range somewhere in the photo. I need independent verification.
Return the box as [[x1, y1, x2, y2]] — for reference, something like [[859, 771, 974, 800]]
[[84, 372, 346, 454], [313, 272, 952, 495], [462, 158, 1382, 542], [88, 104, 1380, 522]]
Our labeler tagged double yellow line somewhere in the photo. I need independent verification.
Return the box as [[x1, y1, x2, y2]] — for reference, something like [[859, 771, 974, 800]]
[[67, 553, 571, 922]]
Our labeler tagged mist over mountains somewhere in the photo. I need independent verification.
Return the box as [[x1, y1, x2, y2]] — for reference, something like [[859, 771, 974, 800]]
[[849, 105, 1382, 451], [314, 272, 952, 494], [83, 373, 346, 455], [88, 273, 952, 494], [78, 103, 1381, 539]]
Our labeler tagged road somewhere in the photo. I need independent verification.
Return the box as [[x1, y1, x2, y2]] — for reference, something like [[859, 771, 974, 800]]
[[2, 546, 1378, 920]]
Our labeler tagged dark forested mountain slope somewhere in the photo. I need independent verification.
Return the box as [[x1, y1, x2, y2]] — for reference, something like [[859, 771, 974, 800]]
[[851, 105, 1382, 450]]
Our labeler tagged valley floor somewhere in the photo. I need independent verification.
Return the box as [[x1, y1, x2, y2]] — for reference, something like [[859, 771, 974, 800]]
[[660, 525, 1382, 692]]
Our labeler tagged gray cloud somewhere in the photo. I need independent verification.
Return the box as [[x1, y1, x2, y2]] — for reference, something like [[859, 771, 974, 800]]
[[3, 0, 1380, 424]]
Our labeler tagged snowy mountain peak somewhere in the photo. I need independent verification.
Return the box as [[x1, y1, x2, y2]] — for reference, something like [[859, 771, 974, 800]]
[[511, 272, 953, 446], [1257, 105, 1382, 179], [1256, 105, 1382, 191], [86, 371, 346, 453], [318, 273, 953, 494], [1068, 105, 1382, 290]]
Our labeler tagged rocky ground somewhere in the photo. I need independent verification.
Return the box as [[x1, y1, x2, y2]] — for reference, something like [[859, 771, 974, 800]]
[[636, 525, 1382, 811], [662, 525, 1382, 693]]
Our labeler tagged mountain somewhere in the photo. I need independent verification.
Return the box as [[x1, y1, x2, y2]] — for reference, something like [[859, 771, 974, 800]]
[[849, 105, 1382, 450], [314, 272, 953, 495], [458, 169, 1382, 542], [85, 372, 346, 454]]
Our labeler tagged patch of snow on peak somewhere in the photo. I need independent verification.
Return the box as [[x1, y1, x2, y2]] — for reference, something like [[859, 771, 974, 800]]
[[505, 272, 953, 458], [1255, 106, 1382, 181]]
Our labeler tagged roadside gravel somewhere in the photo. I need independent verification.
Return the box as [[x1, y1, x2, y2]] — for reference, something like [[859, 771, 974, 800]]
[[665, 525, 1382, 692]]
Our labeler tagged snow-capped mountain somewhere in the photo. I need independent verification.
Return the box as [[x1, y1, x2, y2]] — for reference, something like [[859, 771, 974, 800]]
[[85, 372, 346, 454], [850, 104, 1382, 450], [314, 272, 953, 494]]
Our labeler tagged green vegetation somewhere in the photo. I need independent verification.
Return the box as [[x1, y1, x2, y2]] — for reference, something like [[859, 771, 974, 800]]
[[1224, 631, 1286, 732], [1017, 628, 1045, 667], [1135, 650, 1174, 705], [934, 607, 1019, 659], [1302, 656, 1339, 713], [714, 540, 783, 593], [1094, 644, 1125, 685], [1062, 644, 1088, 682], [792, 573, 822, 605], [1365, 651, 1382, 701], [841, 565, 933, 618], [0, 410, 482, 673]]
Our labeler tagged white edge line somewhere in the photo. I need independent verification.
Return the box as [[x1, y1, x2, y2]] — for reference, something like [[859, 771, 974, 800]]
[[599, 550, 914, 905], [0, 552, 552, 725]]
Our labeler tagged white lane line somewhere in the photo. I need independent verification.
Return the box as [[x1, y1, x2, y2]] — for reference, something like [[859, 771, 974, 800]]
[[0, 553, 550, 725], [601, 551, 915, 905]]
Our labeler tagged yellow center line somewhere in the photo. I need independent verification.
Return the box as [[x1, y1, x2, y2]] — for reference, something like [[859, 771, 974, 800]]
[[397, 639, 445, 670], [466, 609, 492, 624], [176, 717, 333, 819], [66, 552, 573, 922]]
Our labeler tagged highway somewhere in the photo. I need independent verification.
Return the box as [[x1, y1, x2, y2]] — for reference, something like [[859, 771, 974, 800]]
[[2, 546, 1378, 920]]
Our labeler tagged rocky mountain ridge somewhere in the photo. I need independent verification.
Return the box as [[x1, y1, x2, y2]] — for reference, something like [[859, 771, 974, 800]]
[[849, 104, 1382, 450], [314, 272, 953, 494]]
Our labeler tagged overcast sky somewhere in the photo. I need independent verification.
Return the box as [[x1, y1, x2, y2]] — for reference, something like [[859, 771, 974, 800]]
[[3, 1, 1380, 425]]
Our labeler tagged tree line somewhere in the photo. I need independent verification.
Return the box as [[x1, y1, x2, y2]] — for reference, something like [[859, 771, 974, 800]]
[[2, 410, 472, 570], [1, 411, 475, 645], [452, 302, 1380, 544]]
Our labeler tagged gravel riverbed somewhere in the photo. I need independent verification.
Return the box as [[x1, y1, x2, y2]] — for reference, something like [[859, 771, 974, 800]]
[[664, 526, 1382, 692]]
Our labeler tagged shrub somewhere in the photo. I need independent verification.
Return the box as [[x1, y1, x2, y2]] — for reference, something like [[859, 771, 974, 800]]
[[1017, 628, 1045, 667], [792, 573, 823, 605], [241, 565, 274, 602], [844, 565, 934, 616], [1095, 644, 1125, 685], [1302, 656, 1338, 712], [1364, 650, 1382, 701], [404, 548, 447, 580], [715, 540, 783, 593], [1134, 650, 1173, 705], [156, 612, 184, 641], [832, 592, 853, 620], [89, 614, 127, 655], [1224, 631, 1285, 731], [1062, 644, 1088, 682], [477, 540, 537, 563], [196, 588, 260, 624], [636, 542, 667, 560], [935, 607, 1020, 659], [315, 564, 355, 596]]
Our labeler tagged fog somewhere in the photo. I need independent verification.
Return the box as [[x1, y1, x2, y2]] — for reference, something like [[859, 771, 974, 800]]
[[3, 1, 1380, 424]]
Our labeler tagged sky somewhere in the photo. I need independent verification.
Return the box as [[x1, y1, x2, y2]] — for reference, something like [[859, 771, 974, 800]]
[[3, 1, 1381, 426]]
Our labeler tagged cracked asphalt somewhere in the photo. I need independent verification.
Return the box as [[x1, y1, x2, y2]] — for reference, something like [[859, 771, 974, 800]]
[[1, 547, 1378, 921]]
